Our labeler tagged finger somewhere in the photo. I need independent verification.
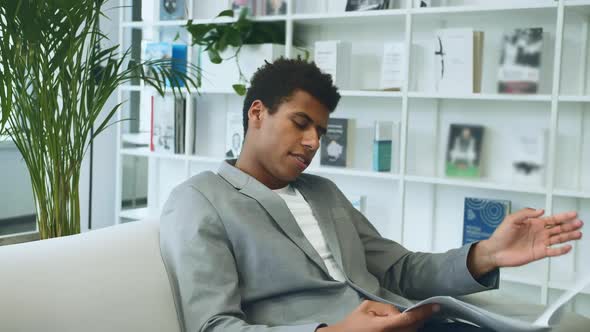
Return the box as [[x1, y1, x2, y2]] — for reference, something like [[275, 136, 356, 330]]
[[385, 304, 439, 328], [547, 219, 584, 235], [545, 244, 573, 257], [512, 208, 545, 225], [543, 211, 578, 227], [367, 302, 400, 316], [547, 230, 583, 246]]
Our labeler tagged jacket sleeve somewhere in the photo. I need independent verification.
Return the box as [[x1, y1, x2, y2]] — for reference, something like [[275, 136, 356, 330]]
[[159, 184, 326, 332], [338, 189, 499, 300]]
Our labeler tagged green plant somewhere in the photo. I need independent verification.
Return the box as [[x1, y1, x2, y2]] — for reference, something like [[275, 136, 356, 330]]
[[0, 0, 199, 239], [186, 8, 286, 95]]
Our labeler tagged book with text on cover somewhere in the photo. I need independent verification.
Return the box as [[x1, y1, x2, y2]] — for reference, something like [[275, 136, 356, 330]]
[[445, 124, 484, 178], [320, 118, 355, 167], [462, 197, 511, 246]]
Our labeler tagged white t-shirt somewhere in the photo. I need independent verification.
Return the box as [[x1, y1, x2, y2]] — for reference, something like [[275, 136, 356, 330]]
[[274, 185, 346, 282]]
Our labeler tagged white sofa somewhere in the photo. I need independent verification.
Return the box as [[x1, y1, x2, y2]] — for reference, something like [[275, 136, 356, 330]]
[[0, 220, 588, 332]]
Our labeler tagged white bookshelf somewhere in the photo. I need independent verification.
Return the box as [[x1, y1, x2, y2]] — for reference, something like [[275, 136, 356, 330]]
[[115, 0, 590, 317]]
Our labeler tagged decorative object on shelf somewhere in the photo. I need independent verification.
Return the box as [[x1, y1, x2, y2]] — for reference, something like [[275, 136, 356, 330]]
[[434, 28, 484, 94], [314, 40, 351, 89], [345, 0, 392, 11], [265, 0, 287, 16], [344, 193, 367, 215], [160, 0, 186, 21], [185, 8, 287, 95], [445, 124, 485, 178], [373, 121, 394, 172], [0, 0, 199, 239], [379, 42, 405, 91], [462, 197, 511, 245], [142, 41, 189, 87], [511, 129, 547, 185], [413, 0, 431, 7], [498, 27, 543, 94], [225, 113, 244, 158], [320, 118, 355, 167]]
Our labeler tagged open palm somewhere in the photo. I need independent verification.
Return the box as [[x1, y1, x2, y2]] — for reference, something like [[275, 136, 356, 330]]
[[488, 209, 583, 268]]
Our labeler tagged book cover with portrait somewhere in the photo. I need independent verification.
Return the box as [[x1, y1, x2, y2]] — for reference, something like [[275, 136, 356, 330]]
[[445, 124, 484, 178], [498, 27, 543, 94], [225, 113, 244, 159], [463, 197, 511, 245]]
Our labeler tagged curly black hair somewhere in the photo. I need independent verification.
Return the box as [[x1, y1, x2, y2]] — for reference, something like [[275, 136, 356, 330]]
[[242, 57, 341, 135]]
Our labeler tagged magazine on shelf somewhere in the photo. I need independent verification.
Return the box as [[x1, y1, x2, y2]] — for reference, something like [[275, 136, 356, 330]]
[[320, 118, 355, 167], [434, 28, 484, 94], [462, 197, 511, 246], [151, 96, 175, 154], [398, 274, 590, 332], [345, 0, 392, 11], [379, 42, 405, 91], [225, 113, 244, 159], [510, 129, 547, 185], [445, 124, 484, 178], [498, 28, 543, 94], [314, 40, 351, 89]]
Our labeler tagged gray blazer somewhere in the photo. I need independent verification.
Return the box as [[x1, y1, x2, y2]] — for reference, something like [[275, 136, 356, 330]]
[[160, 160, 499, 332]]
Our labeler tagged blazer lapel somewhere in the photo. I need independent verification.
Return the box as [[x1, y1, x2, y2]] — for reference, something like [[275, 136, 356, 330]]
[[294, 177, 347, 277], [217, 161, 330, 276]]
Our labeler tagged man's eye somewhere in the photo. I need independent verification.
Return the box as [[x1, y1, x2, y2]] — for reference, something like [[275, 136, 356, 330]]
[[293, 120, 307, 128]]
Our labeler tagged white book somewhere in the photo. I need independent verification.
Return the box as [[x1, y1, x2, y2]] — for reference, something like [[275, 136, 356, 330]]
[[510, 130, 547, 185], [152, 96, 175, 154], [434, 28, 475, 94], [380, 42, 405, 91], [314, 40, 351, 89], [225, 113, 244, 159]]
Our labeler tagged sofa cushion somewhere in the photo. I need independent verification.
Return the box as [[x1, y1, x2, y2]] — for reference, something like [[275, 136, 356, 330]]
[[0, 220, 181, 332]]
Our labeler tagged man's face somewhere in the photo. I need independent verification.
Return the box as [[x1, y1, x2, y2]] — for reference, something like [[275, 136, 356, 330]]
[[252, 90, 329, 184]]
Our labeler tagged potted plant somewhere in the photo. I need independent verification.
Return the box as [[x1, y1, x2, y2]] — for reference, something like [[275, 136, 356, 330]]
[[186, 8, 304, 95], [0, 0, 199, 239]]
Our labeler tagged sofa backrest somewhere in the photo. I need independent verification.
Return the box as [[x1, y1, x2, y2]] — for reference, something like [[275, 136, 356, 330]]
[[0, 220, 181, 332]]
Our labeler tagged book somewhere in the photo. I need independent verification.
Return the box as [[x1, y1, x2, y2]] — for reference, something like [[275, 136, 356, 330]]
[[320, 118, 355, 167], [445, 124, 484, 178], [345, 0, 391, 11], [151, 96, 175, 154], [159, 0, 186, 20], [225, 113, 244, 159], [413, 0, 431, 7], [265, 0, 286, 15], [142, 41, 188, 87], [174, 98, 186, 154], [498, 28, 543, 94], [400, 273, 590, 332], [462, 197, 511, 245], [379, 42, 405, 91], [373, 121, 398, 172], [314, 40, 351, 89], [434, 28, 484, 94], [511, 130, 547, 185]]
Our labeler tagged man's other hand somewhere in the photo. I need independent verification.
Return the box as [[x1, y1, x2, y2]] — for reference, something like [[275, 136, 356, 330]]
[[317, 300, 440, 332]]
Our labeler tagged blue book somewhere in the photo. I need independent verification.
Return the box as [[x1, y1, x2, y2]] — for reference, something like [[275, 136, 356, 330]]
[[143, 42, 188, 87], [462, 197, 511, 245]]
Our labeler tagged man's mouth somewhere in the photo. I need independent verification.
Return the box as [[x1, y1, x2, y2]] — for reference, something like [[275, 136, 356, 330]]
[[290, 153, 310, 170]]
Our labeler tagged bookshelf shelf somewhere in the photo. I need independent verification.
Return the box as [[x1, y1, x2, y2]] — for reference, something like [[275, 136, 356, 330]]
[[292, 9, 406, 25], [404, 175, 547, 195], [408, 92, 552, 102], [502, 274, 545, 287], [119, 207, 154, 220], [558, 95, 590, 103], [409, 2, 557, 16], [553, 189, 590, 199], [307, 167, 400, 180]]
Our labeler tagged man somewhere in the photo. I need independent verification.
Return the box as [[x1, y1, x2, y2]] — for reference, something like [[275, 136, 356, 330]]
[[160, 59, 583, 332]]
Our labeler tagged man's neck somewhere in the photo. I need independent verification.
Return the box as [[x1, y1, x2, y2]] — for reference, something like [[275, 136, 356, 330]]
[[235, 151, 288, 190]]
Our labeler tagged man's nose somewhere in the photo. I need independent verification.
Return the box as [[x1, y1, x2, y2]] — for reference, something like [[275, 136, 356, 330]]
[[302, 129, 320, 151]]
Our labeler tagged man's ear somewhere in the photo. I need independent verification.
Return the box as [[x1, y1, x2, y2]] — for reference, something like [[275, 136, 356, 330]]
[[247, 100, 266, 130]]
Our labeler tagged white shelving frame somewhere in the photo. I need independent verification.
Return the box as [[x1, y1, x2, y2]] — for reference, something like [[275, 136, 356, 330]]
[[115, 0, 590, 310]]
